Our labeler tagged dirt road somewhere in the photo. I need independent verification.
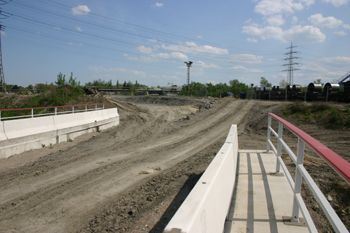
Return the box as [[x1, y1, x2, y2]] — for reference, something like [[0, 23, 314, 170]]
[[1, 96, 348, 232], [0, 97, 280, 232]]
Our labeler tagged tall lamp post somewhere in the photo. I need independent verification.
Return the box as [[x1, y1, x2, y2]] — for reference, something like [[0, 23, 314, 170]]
[[184, 61, 193, 96]]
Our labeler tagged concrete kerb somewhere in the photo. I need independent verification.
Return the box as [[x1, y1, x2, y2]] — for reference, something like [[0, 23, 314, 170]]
[[163, 124, 238, 233]]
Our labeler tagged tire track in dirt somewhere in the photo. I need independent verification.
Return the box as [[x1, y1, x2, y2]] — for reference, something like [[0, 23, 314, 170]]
[[0, 98, 265, 232]]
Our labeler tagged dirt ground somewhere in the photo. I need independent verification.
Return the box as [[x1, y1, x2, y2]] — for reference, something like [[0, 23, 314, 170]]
[[0, 95, 349, 232]]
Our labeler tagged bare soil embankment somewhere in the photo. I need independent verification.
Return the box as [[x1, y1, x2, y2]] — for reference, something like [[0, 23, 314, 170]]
[[0, 96, 348, 232]]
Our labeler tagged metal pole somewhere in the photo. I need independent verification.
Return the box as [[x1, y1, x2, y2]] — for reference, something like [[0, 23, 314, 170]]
[[184, 61, 193, 96], [31, 109, 34, 118], [291, 138, 305, 222], [0, 111, 1, 121], [276, 122, 283, 174], [266, 115, 271, 152], [326, 86, 329, 102], [72, 106, 74, 114], [304, 91, 306, 102], [55, 107, 57, 115], [85, 105, 87, 112]]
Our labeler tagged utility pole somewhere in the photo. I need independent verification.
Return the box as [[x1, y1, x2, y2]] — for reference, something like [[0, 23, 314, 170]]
[[282, 42, 300, 86], [0, 24, 5, 92], [184, 61, 193, 96]]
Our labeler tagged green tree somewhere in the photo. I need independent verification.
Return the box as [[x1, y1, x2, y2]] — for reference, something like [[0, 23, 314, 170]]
[[68, 72, 80, 87], [260, 77, 272, 87], [314, 79, 324, 85], [55, 72, 66, 87], [116, 80, 119, 88], [279, 79, 288, 87]]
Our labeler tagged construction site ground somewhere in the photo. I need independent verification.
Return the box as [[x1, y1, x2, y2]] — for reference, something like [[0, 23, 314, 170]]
[[0, 95, 349, 232]]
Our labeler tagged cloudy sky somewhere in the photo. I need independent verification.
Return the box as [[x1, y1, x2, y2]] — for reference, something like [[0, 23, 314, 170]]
[[2, 0, 350, 87]]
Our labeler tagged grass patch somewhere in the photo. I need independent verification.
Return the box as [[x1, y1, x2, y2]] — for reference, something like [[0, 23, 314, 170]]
[[283, 102, 350, 128]]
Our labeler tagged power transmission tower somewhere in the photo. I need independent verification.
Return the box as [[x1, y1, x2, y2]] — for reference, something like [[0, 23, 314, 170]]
[[0, 24, 5, 92], [0, 1, 12, 92], [184, 61, 193, 96], [282, 42, 300, 86]]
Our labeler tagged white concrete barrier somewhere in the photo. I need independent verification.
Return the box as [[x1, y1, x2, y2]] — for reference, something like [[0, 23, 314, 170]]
[[0, 108, 119, 159], [4, 116, 57, 139], [163, 124, 238, 233], [0, 121, 8, 141]]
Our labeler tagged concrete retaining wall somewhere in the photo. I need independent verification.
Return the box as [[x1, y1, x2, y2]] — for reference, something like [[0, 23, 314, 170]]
[[163, 124, 238, 233], [0, 108, 119, 158]]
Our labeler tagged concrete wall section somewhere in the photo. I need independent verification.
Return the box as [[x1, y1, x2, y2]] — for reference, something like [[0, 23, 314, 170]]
[[163, 124, 238, 233], [0, 108, 119, 159], [0, 121, 7, 141], [4, 116, 57, 139]]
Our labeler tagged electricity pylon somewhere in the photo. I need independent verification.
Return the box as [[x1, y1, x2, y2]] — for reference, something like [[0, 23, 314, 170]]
[[282, 42, 300, 86]]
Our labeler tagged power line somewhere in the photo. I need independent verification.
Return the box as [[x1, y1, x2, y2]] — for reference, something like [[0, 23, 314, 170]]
[[282, 42, 300, 86]]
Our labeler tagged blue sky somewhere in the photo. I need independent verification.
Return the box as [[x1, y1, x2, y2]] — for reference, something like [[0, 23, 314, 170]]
[[2, 0, 350, 87]]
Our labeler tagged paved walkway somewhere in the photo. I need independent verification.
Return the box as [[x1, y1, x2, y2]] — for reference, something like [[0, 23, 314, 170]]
[[224, 150, 309, 233]]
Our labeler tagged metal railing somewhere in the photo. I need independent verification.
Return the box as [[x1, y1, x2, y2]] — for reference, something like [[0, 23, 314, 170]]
[[0, 103, 104, 121], [267, 113, 350, 233]]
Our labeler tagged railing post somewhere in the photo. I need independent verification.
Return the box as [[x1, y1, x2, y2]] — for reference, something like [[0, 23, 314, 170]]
[[275, 122, 283, 174], [103, 104, 105, 109], [0, 111, 1, 121], [55, 107, 57, 115], [266, 115, 271, 152], [291, 138, 305, 222], [31, 109, 34, 118], [95, 105, 97, 111], [72, 106, 74, 114]]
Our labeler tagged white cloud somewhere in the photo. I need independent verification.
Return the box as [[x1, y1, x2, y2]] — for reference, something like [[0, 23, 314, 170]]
[[292, 16, 298, 24], [137, 45, 153, 53], [334, 31, 347, 35], [197, 35, 203, 38], [254, 0, 304, 16], [230, 65, 263, 73], [148, 38, 158, 42], [72, 5, 91, 15], [343, 24, 350, 29], [54, 26, 61, 30], [76, 27, 82, 32], [1, 31, 6, 36], [308, 14, 342, 29], [154, 2, 163, 7], [170, 52, 188, 60], [268, 58, 277, 61], [242, 25, 325, 44], [320, 56, 350, 66], [151, 53, 170, 59], [88, 66, 146, 77], [323, 0, 349, 7], [231, 65, 247, 70], [247, 38, 258, 43], [231, 54, 263, 64], [301, 0, 316, 6], [265, 14, 285, 26], [196, 61, 220, 68], [68, 42, 73, 45], [162, 42, 228, 55]]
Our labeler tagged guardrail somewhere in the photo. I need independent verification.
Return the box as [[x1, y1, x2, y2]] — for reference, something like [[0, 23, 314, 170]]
[[267, 113, 350, 233], [0, 103, 104, 121]]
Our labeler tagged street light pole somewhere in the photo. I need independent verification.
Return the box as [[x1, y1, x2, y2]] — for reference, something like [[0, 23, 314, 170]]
[[184, 61, 193, 96]]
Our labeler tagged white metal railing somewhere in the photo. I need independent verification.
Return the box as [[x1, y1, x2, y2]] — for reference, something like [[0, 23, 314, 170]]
[[0, 103, 104, 121], [267, 113, 350, 233]]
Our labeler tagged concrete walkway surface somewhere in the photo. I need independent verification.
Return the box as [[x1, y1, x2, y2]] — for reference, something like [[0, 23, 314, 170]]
[[224, 150, 309, 233]]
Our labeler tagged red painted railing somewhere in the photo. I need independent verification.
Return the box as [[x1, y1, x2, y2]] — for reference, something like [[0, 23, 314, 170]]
[[269, 113, 350, 184], [0, 103, 104, 121]]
